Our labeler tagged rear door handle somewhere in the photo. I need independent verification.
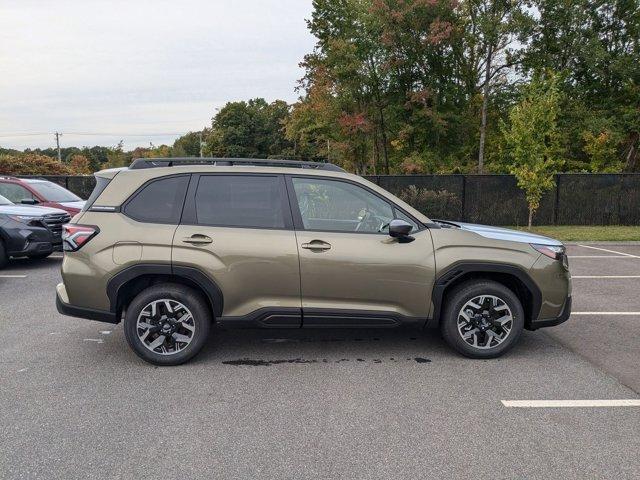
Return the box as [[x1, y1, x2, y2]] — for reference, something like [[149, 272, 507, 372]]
[[182, 234, 213, 245], [301, 240, 331, 251]]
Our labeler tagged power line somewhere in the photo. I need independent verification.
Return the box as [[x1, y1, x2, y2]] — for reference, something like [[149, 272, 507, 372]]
[[0, 131, 195, 138], [0, 133, 51, 138]]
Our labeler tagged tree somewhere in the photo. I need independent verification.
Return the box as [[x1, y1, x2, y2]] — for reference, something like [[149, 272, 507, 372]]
[[501, 72, 563, 228], [523, 0, 640, 171], [206, 99, 293, 158], [173, 131, 206, 157], [0, 153, 72, 175], [103, 141, 130, 169], [69, 154, 92, 174], [455, 0, 534, 172]]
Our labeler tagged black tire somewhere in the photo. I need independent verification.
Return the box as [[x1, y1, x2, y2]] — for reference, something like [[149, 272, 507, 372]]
[[28, 252, 51, 260], [440, 280, 524, 359], [0, 241, 7, 269], [124, 283, 212, 366]]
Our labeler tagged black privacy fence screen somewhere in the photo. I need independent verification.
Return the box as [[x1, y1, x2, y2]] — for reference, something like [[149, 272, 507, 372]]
[[23, 173, 640, 226]]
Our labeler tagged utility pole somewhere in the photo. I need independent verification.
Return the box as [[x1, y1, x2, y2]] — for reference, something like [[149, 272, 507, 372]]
[[54, 132, 62, 161], [198, 132, 204, 157]]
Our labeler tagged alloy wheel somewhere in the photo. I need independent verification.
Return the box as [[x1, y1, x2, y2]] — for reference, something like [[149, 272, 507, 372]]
[[136, 299, 196, 355], [456, 295, 513, 349]]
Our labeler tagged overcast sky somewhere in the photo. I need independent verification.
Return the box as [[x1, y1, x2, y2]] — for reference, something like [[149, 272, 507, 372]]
[[0, 0, 316, 150]]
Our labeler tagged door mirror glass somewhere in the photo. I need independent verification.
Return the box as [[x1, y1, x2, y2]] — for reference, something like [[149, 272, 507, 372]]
[[20, 198, 38, 205], [388, 219, 414, 241]]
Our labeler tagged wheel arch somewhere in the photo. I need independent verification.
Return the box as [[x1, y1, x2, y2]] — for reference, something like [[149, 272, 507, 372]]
[[431, 262, 541, 329], [106, 264, 224, 320]]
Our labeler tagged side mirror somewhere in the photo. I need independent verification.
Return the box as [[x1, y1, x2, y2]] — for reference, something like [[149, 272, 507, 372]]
[[20, 198, 38, 205], [388, 219, 414, 243]]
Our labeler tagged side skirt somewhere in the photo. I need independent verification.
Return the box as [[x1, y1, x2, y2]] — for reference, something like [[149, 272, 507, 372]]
[[217, 307, 427, 329]]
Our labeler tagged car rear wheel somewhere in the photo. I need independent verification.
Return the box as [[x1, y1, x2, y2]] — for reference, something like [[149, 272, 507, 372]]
[[440, 280, 524, 359], [124, 283, 211, 366]]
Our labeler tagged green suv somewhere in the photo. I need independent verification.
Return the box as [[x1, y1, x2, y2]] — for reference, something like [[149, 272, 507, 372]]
[[56, 158, 571, 365]]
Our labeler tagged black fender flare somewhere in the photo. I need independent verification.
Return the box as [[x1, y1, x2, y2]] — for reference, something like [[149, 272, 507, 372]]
[[431, 262, 542, 324], [106, 263, 224, 318]]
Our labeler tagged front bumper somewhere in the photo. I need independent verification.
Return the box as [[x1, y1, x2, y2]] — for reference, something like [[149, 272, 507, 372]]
[[3, 224, 54, 257], [528, 296, 572, 330], [56, 283, 118, 324]]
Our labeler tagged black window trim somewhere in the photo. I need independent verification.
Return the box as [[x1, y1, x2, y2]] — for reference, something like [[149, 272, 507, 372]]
[[285, 174, 427, 235], [121, 173, 191, 225], [180, 172, 294, 231]]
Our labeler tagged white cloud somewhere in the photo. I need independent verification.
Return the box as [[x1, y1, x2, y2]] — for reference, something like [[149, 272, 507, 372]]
[[0, 0, 315, 149]]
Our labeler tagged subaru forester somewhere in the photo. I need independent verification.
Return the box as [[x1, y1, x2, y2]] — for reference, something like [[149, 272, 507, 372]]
[[56, 158, 571, 365]]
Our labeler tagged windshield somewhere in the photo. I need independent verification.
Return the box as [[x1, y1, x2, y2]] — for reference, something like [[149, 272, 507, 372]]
[[27, 181, 82, 202], [0, 194, 13, 205]]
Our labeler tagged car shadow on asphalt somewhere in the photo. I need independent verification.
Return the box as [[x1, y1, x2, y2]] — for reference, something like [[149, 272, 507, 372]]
[[4, 255, 62, 272], [185, 325, 549, 367]]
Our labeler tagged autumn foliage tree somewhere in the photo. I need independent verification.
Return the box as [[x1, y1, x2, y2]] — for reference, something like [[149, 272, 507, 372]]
[[0, 153, 73, 175]]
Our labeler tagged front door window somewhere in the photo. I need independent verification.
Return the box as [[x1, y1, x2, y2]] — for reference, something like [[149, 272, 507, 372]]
[[291, 177, 396, 233]]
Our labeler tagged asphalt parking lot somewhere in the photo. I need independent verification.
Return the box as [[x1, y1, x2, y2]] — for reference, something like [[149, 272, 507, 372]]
[[1, 244, 639, 479]]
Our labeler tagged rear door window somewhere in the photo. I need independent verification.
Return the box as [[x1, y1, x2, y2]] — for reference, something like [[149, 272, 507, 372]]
[[194, 175, 286, 229], [124, 175, 189, 224]]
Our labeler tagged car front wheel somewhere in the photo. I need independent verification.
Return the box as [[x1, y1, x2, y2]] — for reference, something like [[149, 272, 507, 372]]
[[440, 280, 524, 359], [124, 283, 212, 366]]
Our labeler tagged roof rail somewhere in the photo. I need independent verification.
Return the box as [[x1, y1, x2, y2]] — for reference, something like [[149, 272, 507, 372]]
[[129, 157, 345, 172]]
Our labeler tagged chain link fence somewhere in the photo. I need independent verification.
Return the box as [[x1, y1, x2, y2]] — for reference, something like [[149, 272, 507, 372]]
[[21, 173, 640, 226]]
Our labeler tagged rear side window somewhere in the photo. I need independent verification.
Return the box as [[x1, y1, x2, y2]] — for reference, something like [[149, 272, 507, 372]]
[[124, 175, 189, 224], [195, 175, 285, 229], [83, 176, 112, 211]]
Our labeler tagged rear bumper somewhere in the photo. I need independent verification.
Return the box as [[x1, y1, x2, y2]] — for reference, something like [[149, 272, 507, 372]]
[[528, 296, 571, 330], [56, 283, 118, 324]]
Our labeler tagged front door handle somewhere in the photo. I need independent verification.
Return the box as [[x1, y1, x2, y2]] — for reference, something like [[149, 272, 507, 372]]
[[182, 234, 213, 245], [301, 240, 331, 251]]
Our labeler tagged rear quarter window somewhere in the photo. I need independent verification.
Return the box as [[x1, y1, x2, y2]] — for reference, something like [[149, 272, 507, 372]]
[[83, 176, 112, 211], [123, 175, 189, 224]]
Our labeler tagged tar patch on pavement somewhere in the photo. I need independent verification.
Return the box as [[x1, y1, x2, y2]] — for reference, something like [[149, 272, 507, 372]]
[[222, 357, 431, 366]]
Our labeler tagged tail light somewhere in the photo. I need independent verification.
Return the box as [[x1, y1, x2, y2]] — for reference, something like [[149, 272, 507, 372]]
[[62, 224, 99, 251]]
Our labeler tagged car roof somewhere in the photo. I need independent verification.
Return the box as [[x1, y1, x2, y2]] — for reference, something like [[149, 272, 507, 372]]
[[91, 163, 433, 225], [0, 176, 47, 184], [128, 157, 345, 172]]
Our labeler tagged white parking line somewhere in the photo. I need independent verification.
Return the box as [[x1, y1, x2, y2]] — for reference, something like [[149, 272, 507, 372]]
[[568, 255, 632, 258], [502, 399, 640, 408], [572, 312, 640, 315], [572, 275, 640, 279], [576, 244, 640, 258], [0, 274, 27, 278]]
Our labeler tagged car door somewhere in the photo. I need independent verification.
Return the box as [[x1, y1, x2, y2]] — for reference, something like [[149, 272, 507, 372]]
[[287, 175, 436, 327], [172, 173, 302, 327]]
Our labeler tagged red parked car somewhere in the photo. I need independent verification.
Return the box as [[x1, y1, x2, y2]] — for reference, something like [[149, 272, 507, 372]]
[[0, 176, 85, 216]]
